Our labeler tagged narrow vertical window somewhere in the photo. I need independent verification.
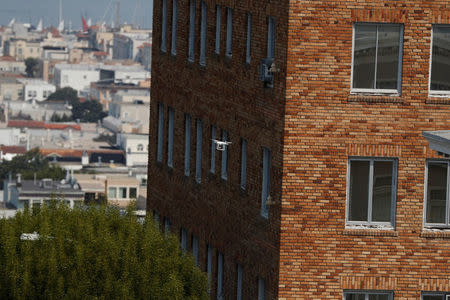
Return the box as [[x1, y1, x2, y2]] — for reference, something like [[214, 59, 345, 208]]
[[161, 0, 168, 52], [192, 235, 199, 265], [180, 228, 188, 251], [261, 147, 271, 218], [430, 25, 450, 94], [267, 16, 275, 59], [258, 277, 266, 300], [171, 0, 178, 55], [221, 130, 228, 180], [210, 125, 216, 174], [217, 252, 224, 299], [215, 6, 221, 54], [240, 138, 247, 190], [236, 264, 243, 300], [206, 245, 213, 293], [164, 217, 171, 234], [199, 1, 207, 66], [167, 107, 174, 168], [246, 13, 252, 64], [184, 114, 192, 176], [157, 103, 164, 163], [153, 210, 160, 225], [225, 8, 233, 58], [188, 0, 196, 62], [195, 119, 203, 183], [426, 161, 449, 227]]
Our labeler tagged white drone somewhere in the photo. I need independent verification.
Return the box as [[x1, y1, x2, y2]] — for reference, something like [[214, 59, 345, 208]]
[[212, 139, 232, 151]]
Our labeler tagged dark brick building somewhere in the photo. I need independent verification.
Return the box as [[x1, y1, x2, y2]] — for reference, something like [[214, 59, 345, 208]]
[[148, 0, 450, 299]]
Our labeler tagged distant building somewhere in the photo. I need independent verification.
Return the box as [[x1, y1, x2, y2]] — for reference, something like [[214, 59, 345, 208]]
[[0, 145, 27, 161], [53, 64, 100, 95], [0, 128, 21, 146], [4, 177, 85, 209], [89, 81, 149, 110], [116, 133, 148, 167], [113, 32, 151, 61], [0, 77, 23, 101], [17, 78, 56, 102], [4, 39, 42, 61], [0, 56, 25, 73], [105, 176, 140, 207], [135, 43, 151, 70], [99, 65, 150, 85]]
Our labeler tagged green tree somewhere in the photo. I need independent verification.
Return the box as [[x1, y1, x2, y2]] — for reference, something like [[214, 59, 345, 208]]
[[0, 204, 208, 299], [24, 58, 40, 78], [71, 99, 107, 123], [47, 87, 79, 104], [0, 148, 65, 186]]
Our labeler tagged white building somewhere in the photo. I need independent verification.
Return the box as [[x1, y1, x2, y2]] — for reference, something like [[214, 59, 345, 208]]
[[54, 64, 100, 95], [0, 128, 21, 146], [99, 65, 150, 85], [116, 133, 148, 167], [113, 32, 150, 60], [17, 79, 56, 102]]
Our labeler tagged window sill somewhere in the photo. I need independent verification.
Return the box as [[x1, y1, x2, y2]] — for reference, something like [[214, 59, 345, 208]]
[[421, 229, 450, 239], [343, 227, 397, 237], [348, 94, 403, 104]]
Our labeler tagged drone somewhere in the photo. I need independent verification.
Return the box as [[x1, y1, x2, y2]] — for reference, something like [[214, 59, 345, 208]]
[[212, 139, 232, 151]]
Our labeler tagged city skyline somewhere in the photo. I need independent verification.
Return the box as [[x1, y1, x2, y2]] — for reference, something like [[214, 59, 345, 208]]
[[0, 0, 153, 30]]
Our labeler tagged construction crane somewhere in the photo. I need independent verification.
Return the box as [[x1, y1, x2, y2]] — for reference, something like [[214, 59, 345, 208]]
[[115, 0, 120, 29]]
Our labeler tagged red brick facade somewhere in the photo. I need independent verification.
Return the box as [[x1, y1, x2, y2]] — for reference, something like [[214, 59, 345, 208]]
[[149, 0, 450, 299]]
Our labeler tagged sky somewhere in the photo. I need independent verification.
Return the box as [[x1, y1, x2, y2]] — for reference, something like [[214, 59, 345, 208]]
[[0, 0, 153, 30]]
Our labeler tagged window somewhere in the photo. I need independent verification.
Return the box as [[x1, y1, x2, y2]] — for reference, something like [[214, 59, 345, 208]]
[[344, 291, 393, 300], [180, 228, 188, 251], [161, 0, 168, 52], [236, 264, 243, 300], [351, 23, 403, 93], [167, 107, 174, 168], [430, 25, 450, 94], [184, 114, 192, 176], [425, 161, 450, 227], [188, 0, 196, 62], [422, 292, 450, 300], [195, 119, 203, 183], [153, 210, 160, 224], [246, 13, 252, 64], [217, 252, 224, 299], [171, 0, 178, 55], [210, 125, 216, 174], [206, 245, 213, 292], [347, 158, 397, 227], [108, 187, 117, 198], [192, 235, 199, 265], [164, 217, 171, 234], [261, 147, 271, 218], [129, 187, 137, 199], [258, 277, 266, 300], [157, 103, 164, 163], [225, 7, 233, 57], [221, 130, 228, 180], [240, 138, 247, 190], [199, 1, 207, 66], [215, 6, 221, 54], [137, 144, 144, 151], [267, 16, 275, 59], [119, 187, 127, 199]]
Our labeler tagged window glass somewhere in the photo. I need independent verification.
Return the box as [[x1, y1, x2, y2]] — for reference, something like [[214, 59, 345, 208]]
[[215, 6, 221, 54], [369, 295, 389, 300], [161, 0, 167, 52], [372, 161, 393, 222], [267, 17, 275, 59], [195, 119, 203, 183], [167, 107, 174, 168], [119, 187, 127, 198], [157, 103, 164, 163], [423, 296, 444, 300], [426, 162, 448, 224], [188, 0, 196, 61], [129, 187, 137, 199], [225, 8, 233, 57], [261, 147, 271, 218], [349, 160, 370, 221], [346, 294, 366, 300], [221, 130, 228, 180], [246, 13, 252, 63], [199, 1, 207, 66], [171, 0, 178, 55], [353, 24, 402, 91], [210, 126, 216, 174], [108, 187, 117, 198], [184, 114, 192, 176], [431, 26, 450, 91]]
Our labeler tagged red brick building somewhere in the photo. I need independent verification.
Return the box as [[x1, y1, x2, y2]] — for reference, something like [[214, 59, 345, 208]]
[[148, 1, 450, 299]]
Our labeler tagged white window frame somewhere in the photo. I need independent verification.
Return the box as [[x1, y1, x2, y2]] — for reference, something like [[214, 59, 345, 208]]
[[422, 292, 450, 300], [157, 103, 164, 163], [240, 138, 247, 190], [236, 264, 243, 300], [346, 157, 397, 228], [188, 0, 196, 62], [221, 130, 228, 180], [180, 228, 188, 251], [161, 0, 168, 52], [192, 235, 199, 265], [225, 7, 233, 58], [428, 25, 450, 97], [350, 23, 404, 95], [195, 119, 203, 183], [424, 160, 450, 228], [215, 6, 221, 54], [199, 1, 207, 66], [246, 13, 252, 64], [171, 0, 178, 56], [210, 125, 216, 174], [267, 16, 275, 60], [258, 277, 266, 300], [343, 291, 393, 300], [167, 107, 174, 168], [261, 147, 271, 218], [217, 252, 224, 299], [184, 114, 192, 176]]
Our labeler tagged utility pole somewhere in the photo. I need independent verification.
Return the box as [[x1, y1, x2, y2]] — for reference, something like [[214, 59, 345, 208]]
[[116, 0, 120, 29]]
